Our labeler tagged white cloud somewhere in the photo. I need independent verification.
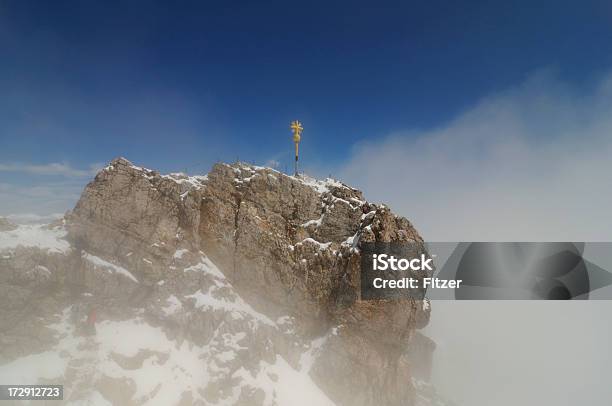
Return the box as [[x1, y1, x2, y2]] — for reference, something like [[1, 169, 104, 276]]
[[0, 162, 102, 178], [426, 301, 612, 406], [0, 179, 86, 217], [339, 70, 612, 241], [0, 161, 101, 216], [5, 213, 64, 224]]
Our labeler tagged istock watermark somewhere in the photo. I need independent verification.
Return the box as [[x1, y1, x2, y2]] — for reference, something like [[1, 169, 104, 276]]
[[360, 242, 612, 300]]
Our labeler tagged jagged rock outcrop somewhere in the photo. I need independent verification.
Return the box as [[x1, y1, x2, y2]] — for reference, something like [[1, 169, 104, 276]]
[[0, 157, 439, 406]]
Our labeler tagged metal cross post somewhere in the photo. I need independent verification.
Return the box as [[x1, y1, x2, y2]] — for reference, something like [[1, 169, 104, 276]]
[[290, 120, 303, 176]]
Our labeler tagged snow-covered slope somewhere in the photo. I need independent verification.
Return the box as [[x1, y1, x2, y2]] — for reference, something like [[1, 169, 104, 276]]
[[0, 235, 337, 405], [1, 308, 335, 405]]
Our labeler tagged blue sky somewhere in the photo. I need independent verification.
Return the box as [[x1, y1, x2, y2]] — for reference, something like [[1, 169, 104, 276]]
[[1, 0, 612, 225]]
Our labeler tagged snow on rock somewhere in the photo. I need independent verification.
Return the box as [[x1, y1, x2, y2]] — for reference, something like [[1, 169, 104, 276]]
[[162, 295, 182, 316], [183, 256, 226, 280], [298, 237, 332, 251], [181, 255, 277, 326], [0, 350, 68, 385], [342, 232, 359, 248], [0, 224, 70, 253], [1, 307, 336, 406], [82, 252, 139, 283], [295, 175, 348, 195], [163, 172, 208, 189], [65, 391, 113, 406], [302, 214, 324, 228], [173, 248, 189, 259], [234, 355, 336, 406], [25, 265, 51, 280], [95, 320, 212, 405], [186, 286, 275, 327], [56, 310, 212, 405], [299, 327, 337, 373]]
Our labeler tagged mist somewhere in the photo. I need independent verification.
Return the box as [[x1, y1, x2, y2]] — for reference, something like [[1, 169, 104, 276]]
[[426, 301, 612, 406], [338, 69, 612, 405], [339, 69, 612, 241]]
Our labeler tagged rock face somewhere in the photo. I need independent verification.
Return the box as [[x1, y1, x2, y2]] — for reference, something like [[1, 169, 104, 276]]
[[0, 158, 441, 406]]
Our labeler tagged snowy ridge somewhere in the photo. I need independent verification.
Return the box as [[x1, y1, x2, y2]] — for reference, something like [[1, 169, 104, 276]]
[[163, 172, 208, 190], [294, 174, 349, 195], [104, 157, 208, 194], [0, 224, 70, 253], [229, 161, 352, 197]]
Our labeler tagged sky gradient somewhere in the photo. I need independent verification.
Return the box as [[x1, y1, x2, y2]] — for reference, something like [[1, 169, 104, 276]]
[[1, 0, 612, 222]]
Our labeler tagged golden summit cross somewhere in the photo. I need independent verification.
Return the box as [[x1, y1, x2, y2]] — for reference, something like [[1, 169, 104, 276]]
[[291, 120, 303, 176]]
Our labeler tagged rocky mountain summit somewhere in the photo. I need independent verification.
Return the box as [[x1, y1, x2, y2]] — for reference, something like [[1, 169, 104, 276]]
[[0, 158, 449, 406]]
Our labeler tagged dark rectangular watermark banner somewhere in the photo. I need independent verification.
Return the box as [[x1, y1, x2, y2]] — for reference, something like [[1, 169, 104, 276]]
[[360, 242, 612, 300]]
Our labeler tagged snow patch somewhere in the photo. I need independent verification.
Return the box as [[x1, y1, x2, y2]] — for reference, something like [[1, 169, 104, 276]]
[[82, 252, 139, 283], [65, 391, 112, 406], [235, 355, 335, 406], [302, 214, 324, 228], [164, 173, 208, 189], [173, 248, 189, 259], [0, 224, 70, 253], [0, 351, 67, 385], [186, 287, 275, 327], [298, 237, 332, 251], [183, 256, 226, 279], [295, 175, 348, 195], [299, 328, 335, 373], [94, 318, 211, 404], [162, 295, 182, 316]]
